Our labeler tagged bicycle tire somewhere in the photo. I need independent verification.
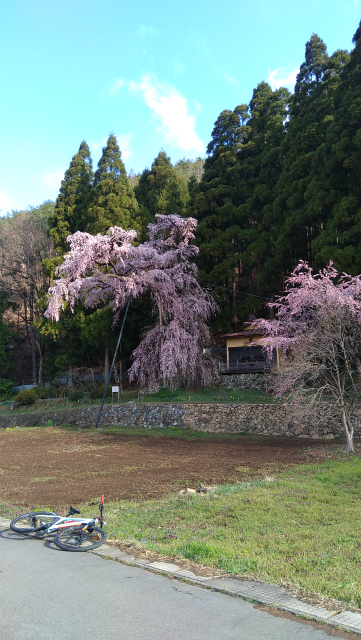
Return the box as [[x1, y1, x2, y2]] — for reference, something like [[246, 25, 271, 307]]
[[10, 511, 58, 534], [54, 525, 107, 551]]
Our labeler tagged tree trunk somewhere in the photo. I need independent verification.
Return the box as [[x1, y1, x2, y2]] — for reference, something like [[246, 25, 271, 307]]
[[341, 406, 354, 452], [157, 297, 166, 387], [29, 286, 37, 384], [186, 370, 192, 390], [36, 341, 43, 386], [104, 340, 109, 382], [31, 333, 37, 384], [68, 365, 73, 390]]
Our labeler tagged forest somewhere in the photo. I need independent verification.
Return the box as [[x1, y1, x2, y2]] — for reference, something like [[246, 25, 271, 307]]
[[1, 19, 361, 387]]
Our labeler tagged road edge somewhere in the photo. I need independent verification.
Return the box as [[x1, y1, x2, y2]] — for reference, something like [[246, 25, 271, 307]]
[[1, 517, 360, 635]]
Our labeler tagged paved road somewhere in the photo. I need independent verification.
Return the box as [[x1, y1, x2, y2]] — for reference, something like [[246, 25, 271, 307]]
[[0, 529, 347, 640]]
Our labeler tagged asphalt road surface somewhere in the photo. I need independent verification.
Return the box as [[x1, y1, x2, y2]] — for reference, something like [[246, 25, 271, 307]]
[[0, 529, 347, 640]]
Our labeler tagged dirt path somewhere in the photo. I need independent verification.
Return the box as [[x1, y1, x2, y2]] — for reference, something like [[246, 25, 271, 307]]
[[0, 427, 334, 509]]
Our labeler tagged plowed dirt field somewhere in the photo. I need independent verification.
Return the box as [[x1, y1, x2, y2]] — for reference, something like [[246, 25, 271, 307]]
[[0, 427, 335, 509]]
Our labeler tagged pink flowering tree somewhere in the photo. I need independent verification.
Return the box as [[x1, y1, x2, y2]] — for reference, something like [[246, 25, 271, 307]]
[[45, 214, 217, 390], [257, 261, 361, 452]]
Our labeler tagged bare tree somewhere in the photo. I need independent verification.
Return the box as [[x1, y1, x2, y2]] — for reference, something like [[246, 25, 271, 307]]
[[0, 206, 54, 383]]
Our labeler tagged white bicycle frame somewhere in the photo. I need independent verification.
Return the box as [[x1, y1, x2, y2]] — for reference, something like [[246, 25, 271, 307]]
[[45, 516, 99, 534], [34, 514, 102, 535]]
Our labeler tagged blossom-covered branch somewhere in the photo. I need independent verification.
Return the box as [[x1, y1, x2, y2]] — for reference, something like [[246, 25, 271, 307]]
[[256, 261, 361, 452], [45, 214, 217, 389]]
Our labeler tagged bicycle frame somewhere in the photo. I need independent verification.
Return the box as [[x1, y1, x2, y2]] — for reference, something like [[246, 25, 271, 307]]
[[22, 497, 107, 535], [44, 516, 99, 535]]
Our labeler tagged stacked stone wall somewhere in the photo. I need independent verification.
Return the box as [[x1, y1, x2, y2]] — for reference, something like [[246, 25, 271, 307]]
[[217, 373, 272, 391], [0, 402, 359, 440]]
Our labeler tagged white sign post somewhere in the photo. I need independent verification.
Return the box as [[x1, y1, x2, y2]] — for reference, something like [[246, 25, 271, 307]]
[[112, 386, 120, 404]]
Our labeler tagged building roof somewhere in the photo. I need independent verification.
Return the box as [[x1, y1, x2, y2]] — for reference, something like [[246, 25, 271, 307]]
[[220, 321, 266, 339]]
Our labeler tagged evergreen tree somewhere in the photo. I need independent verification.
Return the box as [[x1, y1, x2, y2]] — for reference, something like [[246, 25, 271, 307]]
[[312, 21, 361, 273], [78, 307, 117, 381], [272, 36, 349, 276], [174, 157, 204, 183], [192, 88, 290, 329], [134, 151, 187, 240], [235, 82, 291, 304], [86, 133, 139, 234], [173, 157, 205, 213], [49, 141, 93, 254], [190, 104, 251, 329], [206, 106, 250, 155], [38, 306, 86, 386]]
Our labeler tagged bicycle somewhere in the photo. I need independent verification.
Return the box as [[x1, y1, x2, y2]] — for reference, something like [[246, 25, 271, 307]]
[[9, 495, 107, 552]]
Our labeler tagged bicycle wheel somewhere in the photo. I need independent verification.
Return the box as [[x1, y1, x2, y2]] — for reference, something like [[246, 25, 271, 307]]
[[10, 511, 58, 534], [54, 526, 107, 552]]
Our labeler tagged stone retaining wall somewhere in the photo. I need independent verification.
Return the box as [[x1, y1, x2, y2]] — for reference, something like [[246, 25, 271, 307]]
[[218, 373, 271, 391], [0, 402, 358, 440]]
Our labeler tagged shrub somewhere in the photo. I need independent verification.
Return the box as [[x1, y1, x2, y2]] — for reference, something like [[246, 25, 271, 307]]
[[68, 389, 84, 402], [89, 385, 111, 400], [56, 386, 68, 398], [36, 386, 57, 399], [154, 387, 175, 400], [14, 389, 37, 405], [0, 378, 14, 401]]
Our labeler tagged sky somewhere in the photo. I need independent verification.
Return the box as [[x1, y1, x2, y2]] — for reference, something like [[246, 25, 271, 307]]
[[0, 0, 360, 213]]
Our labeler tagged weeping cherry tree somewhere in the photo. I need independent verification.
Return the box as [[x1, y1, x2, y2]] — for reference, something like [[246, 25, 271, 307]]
[[45, 214, 217, 390], [258, 261, 361, 452]]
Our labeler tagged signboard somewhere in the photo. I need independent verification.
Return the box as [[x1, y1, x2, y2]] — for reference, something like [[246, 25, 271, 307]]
[[112, 385, 120, 404]]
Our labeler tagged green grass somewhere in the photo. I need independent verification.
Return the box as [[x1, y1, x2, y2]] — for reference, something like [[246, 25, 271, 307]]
[[0, 390, 139, 414], [77, 455, 361, 607], [0, 386, 275, 416], [139, 385, 274, 404]]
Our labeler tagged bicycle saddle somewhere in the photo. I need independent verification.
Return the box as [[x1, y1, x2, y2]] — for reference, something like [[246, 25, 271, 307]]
[[68, 506, 80, 515]]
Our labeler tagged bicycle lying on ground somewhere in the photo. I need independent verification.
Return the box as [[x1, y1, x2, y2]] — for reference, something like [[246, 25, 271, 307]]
[[9, 495, 107, 552]]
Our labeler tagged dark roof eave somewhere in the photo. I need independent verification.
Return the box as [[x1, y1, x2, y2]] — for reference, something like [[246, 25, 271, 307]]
[[220, 329, 266, 338]]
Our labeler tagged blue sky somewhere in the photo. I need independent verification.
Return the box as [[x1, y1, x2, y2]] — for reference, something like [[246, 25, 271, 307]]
[[0, 0, 360, 213]]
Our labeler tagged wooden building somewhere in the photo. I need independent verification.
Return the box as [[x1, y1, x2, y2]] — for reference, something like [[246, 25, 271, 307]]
[[219, 317, 278, 374]]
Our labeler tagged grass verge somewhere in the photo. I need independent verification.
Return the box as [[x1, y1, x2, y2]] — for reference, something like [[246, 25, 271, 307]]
[[80, 455, 361, 608]]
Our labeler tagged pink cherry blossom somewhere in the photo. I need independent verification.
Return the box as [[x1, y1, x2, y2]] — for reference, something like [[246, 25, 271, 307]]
[[45, 214, 217, 390], [256, 261, 361, 452]]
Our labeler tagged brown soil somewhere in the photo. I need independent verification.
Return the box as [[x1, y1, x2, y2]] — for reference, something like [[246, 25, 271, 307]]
[[0, 426, 339, 510]]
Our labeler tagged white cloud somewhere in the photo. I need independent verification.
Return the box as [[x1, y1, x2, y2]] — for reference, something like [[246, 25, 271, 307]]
[[116, 133, 132, 162], [89, 138, 107, 153], [267, 67, 299, 92], [42, 170, 65, 188], [0, 190, 12, 214], [136, 25, 157, 37], [128, 74, 205, 154], [109, 78, 125, 95], [224, 75, 238, 84]]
